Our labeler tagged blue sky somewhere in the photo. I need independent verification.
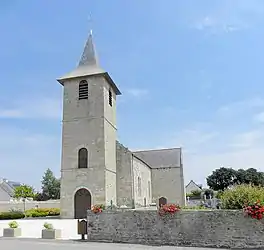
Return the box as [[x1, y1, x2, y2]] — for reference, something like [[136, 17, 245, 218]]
[[1, 0, 264, 190]]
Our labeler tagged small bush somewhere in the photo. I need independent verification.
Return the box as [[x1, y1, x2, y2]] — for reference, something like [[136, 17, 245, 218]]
[[0, 211, 25, 220], [8, 221, 18, 228], [43, 222, 54, 230], [25, 208, 60, 218], [220, 184, 264, 209], [191, 190, 202, 197]]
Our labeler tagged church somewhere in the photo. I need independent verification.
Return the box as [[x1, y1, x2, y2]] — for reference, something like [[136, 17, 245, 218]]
[[57, 31, 185, 219]]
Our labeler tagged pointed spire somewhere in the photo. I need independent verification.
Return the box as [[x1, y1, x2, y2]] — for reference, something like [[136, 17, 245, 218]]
[[78, 32, 99, 67], [57, 30, 121, 95]]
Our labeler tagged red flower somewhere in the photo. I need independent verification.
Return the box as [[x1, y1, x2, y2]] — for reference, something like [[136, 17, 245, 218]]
[[158, 204, 180, 216], [244, 200, 264, 220]]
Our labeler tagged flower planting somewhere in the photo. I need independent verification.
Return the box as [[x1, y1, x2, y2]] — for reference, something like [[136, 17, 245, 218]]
[[158, 204, 180, 216], [91, 204, 105, 214], [244, 200, 264, 220]]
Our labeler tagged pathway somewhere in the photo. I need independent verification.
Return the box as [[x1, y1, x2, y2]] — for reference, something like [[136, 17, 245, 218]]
[[0, 219, 79, 239], [0, 238, 228, 250]]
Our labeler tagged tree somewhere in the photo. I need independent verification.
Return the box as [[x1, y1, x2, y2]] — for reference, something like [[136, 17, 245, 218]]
[[41, 168, 60, 200], [206, 167, 237, 191], [13, 185, 35, 199], [207, 167, 264, 191], [235, 168, 264, 186], [34, 192, 49, 201]]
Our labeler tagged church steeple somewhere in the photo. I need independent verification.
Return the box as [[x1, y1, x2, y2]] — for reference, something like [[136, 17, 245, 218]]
[[78, 31, 99, 67], [57, 31, 121, 95]]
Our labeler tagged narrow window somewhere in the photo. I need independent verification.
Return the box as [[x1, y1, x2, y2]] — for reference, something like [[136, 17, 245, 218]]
[[138, 177, 142, 197], [109, 89, 112, 106], [78, 148, 88, 168], [79, 80, 88, 100]]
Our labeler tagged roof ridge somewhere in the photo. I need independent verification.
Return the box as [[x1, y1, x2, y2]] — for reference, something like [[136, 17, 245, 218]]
[[133, 147, 181, 153]]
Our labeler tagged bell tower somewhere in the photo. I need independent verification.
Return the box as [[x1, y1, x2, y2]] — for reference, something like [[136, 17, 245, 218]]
[[57, 31, 121, 218]]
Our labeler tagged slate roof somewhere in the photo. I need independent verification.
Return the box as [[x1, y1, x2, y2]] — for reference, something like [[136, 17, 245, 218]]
[[57, 32, 121, 95], [133, 148, 182, 169], [0, 178, 22, 197], [185, 180, 202, 189]]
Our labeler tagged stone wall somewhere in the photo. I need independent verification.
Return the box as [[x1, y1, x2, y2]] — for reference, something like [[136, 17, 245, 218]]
[[151, 168, 185, 206], [87, 210, 264, 248], [0, 200, 60, 212], [116, 142, 133, 207], [132, 156, 152, 207]]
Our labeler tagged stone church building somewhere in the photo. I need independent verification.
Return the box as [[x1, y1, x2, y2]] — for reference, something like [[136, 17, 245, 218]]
[[57, 31, 185, 219]]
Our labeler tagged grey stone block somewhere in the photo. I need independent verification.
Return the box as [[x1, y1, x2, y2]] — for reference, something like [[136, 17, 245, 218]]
[[3, 228, 21, 237], [41, 229, 62, 239]]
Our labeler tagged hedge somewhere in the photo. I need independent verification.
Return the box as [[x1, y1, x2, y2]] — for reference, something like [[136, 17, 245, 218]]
[[221, 184, 264, 209], [0, 211, 25, 220], [0, 208, 60, 220], [25, 208, 60, 217]]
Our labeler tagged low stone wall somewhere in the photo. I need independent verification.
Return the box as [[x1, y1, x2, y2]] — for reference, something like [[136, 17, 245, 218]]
[[0, 200, 60, 212], [87, 210, 264, 248]]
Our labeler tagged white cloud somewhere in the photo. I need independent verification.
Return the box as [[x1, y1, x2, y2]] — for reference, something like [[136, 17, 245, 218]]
[[194, 15, 248, 34], [229, 130, 264, 149], [184, 145, 264, 187], [192, 0, 264, 34], [180, 127, 264, 188], [217, 97, 264, 117], [125, 88, 149, 98], [0, 98, 62, 120]]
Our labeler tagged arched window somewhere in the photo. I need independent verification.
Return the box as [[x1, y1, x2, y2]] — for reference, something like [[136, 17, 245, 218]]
[[109, 89, 112, 106], [78, 148, 88, 168], [79, 80, 88, 100], [138, 177, 142, 196]]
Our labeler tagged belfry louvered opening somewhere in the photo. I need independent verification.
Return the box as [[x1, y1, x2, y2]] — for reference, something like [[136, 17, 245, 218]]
[[79, 80, 88, 100], [109, 89, 112, 106]]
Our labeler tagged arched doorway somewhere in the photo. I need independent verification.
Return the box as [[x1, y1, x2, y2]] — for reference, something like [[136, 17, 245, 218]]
[[74, 188, 91, 219], [158, 197, 167, 207]]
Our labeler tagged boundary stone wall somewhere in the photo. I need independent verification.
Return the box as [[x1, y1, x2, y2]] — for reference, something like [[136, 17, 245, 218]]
[[87, 210, 264, 248], [0, 200, 60, 212]]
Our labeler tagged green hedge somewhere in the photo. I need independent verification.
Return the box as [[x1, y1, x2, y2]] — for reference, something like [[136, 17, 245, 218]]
[[221, 184, 264, 209], [0, 211, 25, 220], [25, 208, 60, 217], [0, 208, 60, 220]]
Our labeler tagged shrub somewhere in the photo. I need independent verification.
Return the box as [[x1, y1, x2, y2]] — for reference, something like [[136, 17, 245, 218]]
[[43, 222, 54, 230], [8, 221, 18, 228], [0, 211, 25, 220], [25, 208, 60, 218], [191, 190, 202, 197], [220, 184, 264, 209], [216, 190, 224, 199]]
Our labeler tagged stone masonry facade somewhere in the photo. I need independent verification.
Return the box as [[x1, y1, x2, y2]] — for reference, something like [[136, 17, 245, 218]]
[[87, 210, 264, 248], [58, 32, 185, 218]]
